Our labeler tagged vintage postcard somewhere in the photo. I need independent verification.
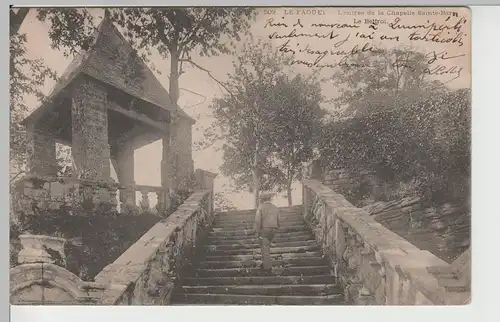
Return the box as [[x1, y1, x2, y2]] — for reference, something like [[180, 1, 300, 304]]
[[9, 6, 470, 305]]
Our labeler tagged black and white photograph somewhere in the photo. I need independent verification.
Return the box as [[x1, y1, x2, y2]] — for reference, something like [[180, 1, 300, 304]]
[[9, 6, 471, 306]]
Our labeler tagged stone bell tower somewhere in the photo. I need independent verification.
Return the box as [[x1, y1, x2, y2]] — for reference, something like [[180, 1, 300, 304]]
[[20, 11, 196, 208]]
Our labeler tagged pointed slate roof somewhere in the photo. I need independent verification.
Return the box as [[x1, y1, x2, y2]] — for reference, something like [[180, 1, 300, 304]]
[[22, 13, 194, 126]]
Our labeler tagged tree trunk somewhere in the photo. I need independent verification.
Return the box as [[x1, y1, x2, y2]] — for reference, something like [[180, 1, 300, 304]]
[[253, 138, 260, 208], [252, 167, 260, 209], [169, 47, 180, 105], [287, 176, 293, 207], [167, 32, 180, 196]]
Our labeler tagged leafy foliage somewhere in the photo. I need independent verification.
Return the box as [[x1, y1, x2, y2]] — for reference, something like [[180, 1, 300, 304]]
[[212, 41, 289, 197], [10, 205, 160, 280], [318, 48, 471, 204], [109, 8, 255, 59], [214, 192, 237, 212], [10, 9, 75, 179], [330, 47, 447, 117], [264, 73, 325, 205], [38, 8, 256, 104], [11, 8, 255, 179], [211, 40, 325, 206], [36, 8, 97, 56], [10, 32, 58, 175]]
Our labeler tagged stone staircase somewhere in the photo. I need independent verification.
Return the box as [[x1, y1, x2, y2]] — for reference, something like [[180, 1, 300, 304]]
[[172, 206, 345, 305]]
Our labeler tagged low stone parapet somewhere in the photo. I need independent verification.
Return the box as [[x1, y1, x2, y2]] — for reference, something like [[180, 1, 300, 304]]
[[9, 175, 176, 217], [302, 179, 470, 305], [10, 175, 120, 219], [94, 189, 214, 305]]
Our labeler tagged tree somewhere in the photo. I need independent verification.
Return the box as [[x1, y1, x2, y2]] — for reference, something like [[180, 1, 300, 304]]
[[10, 7, 255, 177], [264, 74, 324, 206], [318, 48, 471, 204], [211, 40, 289, 207], [37, 8, 256, 106], [214, 192, 237, 212], [9, 8, 59, 180], [211, 40, 324, 207], [330, 47, 447, 118]]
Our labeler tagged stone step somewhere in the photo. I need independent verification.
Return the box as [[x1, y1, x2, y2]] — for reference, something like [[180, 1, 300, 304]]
[[215, 215, 304, 223], [212, 225, 308, 232], [179, 284, 342, 296], [215, 215, 304, 222], [209, 226, 309, 236], [213, 221, 306, 229], [194, 265, 331, 277], [208, 230, 312, 238], [206, 234, 314, 244], [172, 206, 339, 305], [198, 256, 326, 269], [216, 211, 302, 218], [205, 240, 317, 251], [216, 211, 303, 218], [183, 274, 336, 286], [203, 251, 323, 262], [203, 245, 320, 256], [217, 206, 302, 217], [173, 293, 344, 305]]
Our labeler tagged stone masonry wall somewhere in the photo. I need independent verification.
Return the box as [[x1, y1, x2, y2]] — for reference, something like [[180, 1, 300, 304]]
[[10, 176, 119, 222], [302, 179, 470, 305], [10, 169, 215, 305], [323, 168, 380, 199], [10, 262, 106, 305], [320, 167, 470, 263], [94, 189, 214, 305], [170, 117, 194, 192], [363, 198, 470, 263], [71, 75, 111, 181], [26, 126, 57, 176]]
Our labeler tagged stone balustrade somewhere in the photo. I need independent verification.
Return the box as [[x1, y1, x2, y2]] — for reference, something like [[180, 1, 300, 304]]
[[117, 183, 168, 213], [10, 175, 120, 219], [11, 171, 218, 219], [302, 179, 471, 305], [9, 175, 172, 217], [93, 189, 214, 305], [10, 188, 214, 305], [10, 169, 217, 305]]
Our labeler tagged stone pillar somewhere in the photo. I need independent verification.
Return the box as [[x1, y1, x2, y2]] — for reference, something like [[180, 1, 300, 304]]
[[194, 169, 217, 191], [161, 113, 194, 212], [310, 160, 323, 180], [169, 119, 180, 192], [161, 132, 172, 191], [175, 117, 194, 192], [160, 127, 172, 213], [116, 144, 136, 206], [71, 77, 111, 181], [195, 169, 217, 220], [26, 125, 57, 176]]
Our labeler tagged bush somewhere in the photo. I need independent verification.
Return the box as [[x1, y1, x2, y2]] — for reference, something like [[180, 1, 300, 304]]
[[335, 178, 375, 207], [318, 88, 471, 205], [10, 204, 160, 281]]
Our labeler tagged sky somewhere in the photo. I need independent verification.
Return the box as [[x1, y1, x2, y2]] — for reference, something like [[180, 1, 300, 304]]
[[17, 7, 471, 210]]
